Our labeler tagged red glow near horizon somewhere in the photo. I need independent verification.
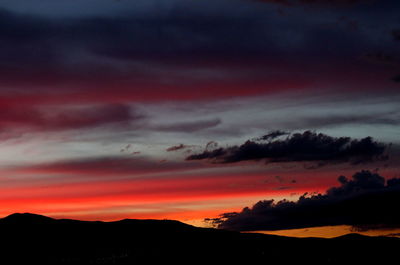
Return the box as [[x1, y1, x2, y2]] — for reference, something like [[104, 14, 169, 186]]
[[0, 166, 336, 223], [2, 157, 397, 224]]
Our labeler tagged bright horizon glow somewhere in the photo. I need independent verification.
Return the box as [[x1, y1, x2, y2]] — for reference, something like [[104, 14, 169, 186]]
[[248, 226, 400, 238]]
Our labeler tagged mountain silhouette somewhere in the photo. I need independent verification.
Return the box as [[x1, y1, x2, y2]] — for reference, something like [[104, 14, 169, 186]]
[[0, 213, 56, 224], [0, 213, 398, 264]]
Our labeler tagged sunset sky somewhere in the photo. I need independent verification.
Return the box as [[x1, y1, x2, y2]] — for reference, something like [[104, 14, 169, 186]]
[[0, 0, 399, 237]]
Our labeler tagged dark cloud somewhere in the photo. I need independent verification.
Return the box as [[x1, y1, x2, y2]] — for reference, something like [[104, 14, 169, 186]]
[[187, 131, 388, 166], [212, 170, 400, 231], [0, 7, 296, 101], [256, 130, 289, 141], [0, 7, 281, 69], [153, 118, 221, 133], [255, 0, 370, 7], [363, 52, 400, 66], [0, 4, 393, 86], [274, 186, 291, 190], [392, 29, 400, 41], [166, 144, 190, 152], [392, 75, 400, 82]]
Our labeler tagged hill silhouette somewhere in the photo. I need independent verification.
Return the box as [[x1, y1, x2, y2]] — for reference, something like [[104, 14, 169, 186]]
[[0, 213, 398, 264]]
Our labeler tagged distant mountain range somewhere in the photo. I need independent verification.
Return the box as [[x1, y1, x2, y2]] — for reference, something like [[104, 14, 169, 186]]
[[0, 213, 398, 264]]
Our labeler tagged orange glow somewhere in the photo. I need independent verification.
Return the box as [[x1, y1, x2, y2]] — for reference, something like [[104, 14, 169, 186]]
[[248, 226, 400, 238], [0, 168, 330, 225]]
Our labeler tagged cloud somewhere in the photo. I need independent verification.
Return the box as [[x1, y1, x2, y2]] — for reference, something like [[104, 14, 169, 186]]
[[18, 156, 203, 177], [0, 3, 396, 107], [363, 52, 400, 66], [187, 131, 388, 166], [166, 144, 190, 152], [392, 75, 400, 82], [300, 113, 400, 127], [254, 0, 370, 7], [0, 104, 143, 132], [211, 170, 400, 231], [256, 130, 289, 141], [152, 118, 221, 133], [206, 141, 219, 150], [392, 29, 400, 41]]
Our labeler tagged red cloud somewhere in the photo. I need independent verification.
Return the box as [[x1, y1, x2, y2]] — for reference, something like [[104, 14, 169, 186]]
[[0, 104, 143, 132]]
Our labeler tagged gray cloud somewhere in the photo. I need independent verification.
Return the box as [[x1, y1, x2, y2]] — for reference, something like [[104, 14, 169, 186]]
[[152, 118, 221, 133], [299, 113, 400, 128]]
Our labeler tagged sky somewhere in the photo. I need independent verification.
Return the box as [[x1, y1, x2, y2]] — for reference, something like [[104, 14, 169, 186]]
[[0, 0, 399, 237]]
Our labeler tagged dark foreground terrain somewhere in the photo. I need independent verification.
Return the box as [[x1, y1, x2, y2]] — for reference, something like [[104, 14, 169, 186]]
[[0, 213, 398, 264]]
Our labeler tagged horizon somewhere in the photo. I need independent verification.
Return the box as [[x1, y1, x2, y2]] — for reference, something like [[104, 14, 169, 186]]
[[0, 0, 399, 238], [2, 212, 400, 239]]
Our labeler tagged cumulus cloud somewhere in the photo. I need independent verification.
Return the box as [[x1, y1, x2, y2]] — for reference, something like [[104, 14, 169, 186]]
[[210, 170, 400, 231], [187, 131, 388, 166]]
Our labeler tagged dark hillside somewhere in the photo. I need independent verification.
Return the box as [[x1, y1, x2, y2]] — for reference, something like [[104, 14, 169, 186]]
[[0, 213, 398, 264]]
